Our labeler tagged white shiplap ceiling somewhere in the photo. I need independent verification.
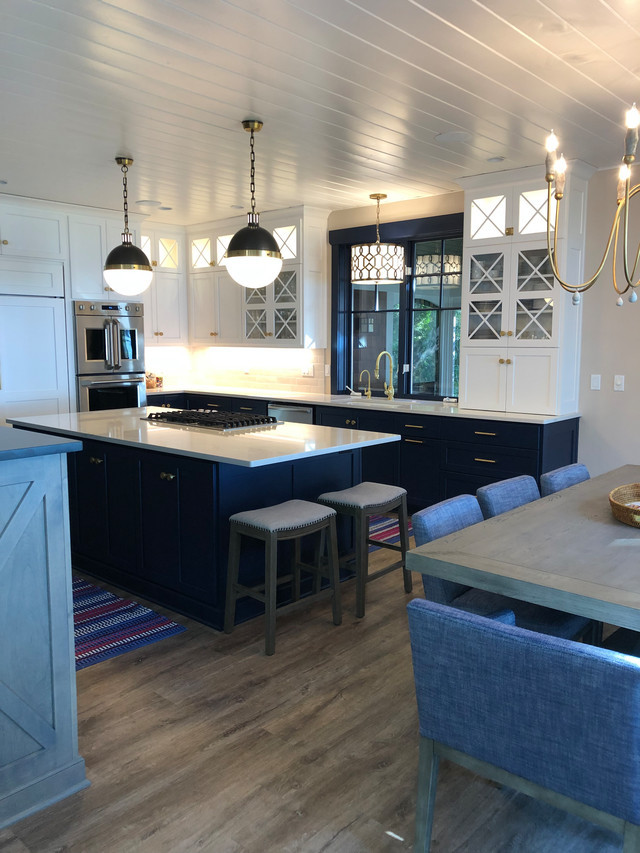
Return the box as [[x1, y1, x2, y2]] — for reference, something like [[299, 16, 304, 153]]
[[1, 0, 638, 225]]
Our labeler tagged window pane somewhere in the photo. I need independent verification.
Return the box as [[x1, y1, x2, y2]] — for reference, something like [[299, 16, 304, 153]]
[[352, 282, 400, 312], [351, 312, 399, 394], [411, 309, 460, 398], [442, 238, 463, 308]]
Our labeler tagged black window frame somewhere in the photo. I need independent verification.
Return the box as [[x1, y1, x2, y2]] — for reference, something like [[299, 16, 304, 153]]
[[328, 212, 463, 398]]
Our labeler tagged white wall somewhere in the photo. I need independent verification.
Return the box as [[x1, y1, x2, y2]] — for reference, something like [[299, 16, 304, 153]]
[[327, 192, 464, 231], [577, 167, 640, 475]]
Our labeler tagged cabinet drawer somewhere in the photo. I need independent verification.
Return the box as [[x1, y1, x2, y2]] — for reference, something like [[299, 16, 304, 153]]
[[443, 443, 537, 477], [399, 415, 441, 440], [187, 394, 234, 411], [231, 398, 268, 415], [446, 418, 540, 449]]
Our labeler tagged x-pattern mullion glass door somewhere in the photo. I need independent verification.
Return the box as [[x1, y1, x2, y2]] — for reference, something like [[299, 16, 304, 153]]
[[511, 244, 556, 347], [463, 245, 506, 347], [243, 267, 299, 343]]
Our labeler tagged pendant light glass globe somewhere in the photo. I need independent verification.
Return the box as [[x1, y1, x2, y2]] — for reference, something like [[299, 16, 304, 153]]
[[226, 120, 282, 289], [103, 157, 153, 296]]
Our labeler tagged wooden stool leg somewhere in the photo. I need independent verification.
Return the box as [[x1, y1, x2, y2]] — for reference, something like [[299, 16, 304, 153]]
[[264, 532, 278, 656], [327, 516, 342, 626], [224, 526, 242, 634], [354, 511, 368, 619], [398, 494, 413, 593], [312, 529, 324, 595], [293, 537, 301, 602]]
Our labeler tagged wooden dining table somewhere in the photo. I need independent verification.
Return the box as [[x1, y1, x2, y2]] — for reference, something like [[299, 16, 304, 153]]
[[406, 464, 640, 631]]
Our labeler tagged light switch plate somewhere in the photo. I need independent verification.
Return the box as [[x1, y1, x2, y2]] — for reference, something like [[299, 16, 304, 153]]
[[590, 374, 601, 390], [614, 374, 625, 391]]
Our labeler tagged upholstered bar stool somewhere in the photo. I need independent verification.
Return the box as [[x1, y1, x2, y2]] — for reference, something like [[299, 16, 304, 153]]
[[224, 499, 341, 655], [317, 482, 412, 618]]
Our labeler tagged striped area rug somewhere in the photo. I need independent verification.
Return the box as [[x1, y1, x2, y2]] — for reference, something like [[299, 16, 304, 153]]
[[73, 578, 186, 670], [368, 515, 414, 551]]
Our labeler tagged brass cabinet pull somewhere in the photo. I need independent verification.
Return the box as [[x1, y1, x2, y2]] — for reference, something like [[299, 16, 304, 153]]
[[205, 402, 219, 408], [404, 438, 423, 444], [239, 407, 252, 411], [404, 424, 423, 429], [506, 358, 512, 364], [499, 358, 505, 364], [475, 457, 496, 464], [89, 456, 103, 465], [474, 431, 496, 436], [160, 471, 176, 481], [210, 331, 218, 336], [154, 331, 164, 336]]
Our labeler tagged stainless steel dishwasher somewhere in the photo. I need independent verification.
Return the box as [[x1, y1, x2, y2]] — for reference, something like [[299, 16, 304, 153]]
[[267, 403, 314, 424]]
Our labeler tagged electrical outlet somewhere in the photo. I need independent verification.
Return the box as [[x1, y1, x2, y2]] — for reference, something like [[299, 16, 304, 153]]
[[324, 364, 331, 377], [301, 365, 314, 377]]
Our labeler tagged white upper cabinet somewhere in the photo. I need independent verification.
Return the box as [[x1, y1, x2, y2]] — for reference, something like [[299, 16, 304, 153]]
[[186, 206, 329, 348], [0, 205, 66, 259], [140, 225, 188, 346], [189, 270, 243, 345], [68, 214, 138, 299], [458, 164, 592, 415]]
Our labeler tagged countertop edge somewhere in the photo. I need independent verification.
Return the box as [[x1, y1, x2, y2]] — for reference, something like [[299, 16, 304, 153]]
[[146, 386, 579, 425]]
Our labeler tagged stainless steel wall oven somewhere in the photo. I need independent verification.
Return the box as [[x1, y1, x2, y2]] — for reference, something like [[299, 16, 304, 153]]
[[74, 300, 146, 411]]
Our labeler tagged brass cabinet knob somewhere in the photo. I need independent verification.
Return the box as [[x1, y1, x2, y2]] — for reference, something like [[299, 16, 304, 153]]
[[160, 471, 176, 481], [500, 330, 506, 336], [499, 358, 505, 364], [507, 330, 513, 337], [210, 331, 218, 336], [506, 358, 512, 364], [89, 456, 103, 465], [152, 260, 158, 266], [1, 240, 7, 245], [266, 332, 273, 337]]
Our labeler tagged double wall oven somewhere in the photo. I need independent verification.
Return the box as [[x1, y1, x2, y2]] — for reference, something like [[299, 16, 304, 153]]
[[74, 300, 147, 411]]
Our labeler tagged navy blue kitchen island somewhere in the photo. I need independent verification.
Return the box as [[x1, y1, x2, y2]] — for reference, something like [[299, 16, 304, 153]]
[[10, 408, 400, 631]]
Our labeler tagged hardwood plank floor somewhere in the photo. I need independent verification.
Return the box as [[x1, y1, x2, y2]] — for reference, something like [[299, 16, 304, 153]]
[[4, 549, 625, 853]]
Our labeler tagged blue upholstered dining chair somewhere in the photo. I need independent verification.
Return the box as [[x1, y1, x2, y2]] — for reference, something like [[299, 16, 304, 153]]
[[476, 474, 540, 519], [411, 494, 593, 640], [407, 598, 640, 853], [540, 462, 590, 497]]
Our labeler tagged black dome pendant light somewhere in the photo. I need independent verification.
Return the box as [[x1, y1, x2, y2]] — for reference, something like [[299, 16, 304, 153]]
[[103, 156, 153, 296], [225, 120, 283, 288]]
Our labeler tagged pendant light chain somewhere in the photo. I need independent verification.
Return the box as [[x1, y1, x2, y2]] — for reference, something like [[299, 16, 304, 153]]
[[249, 128, 256, 216], [121, 162, 130, 236]]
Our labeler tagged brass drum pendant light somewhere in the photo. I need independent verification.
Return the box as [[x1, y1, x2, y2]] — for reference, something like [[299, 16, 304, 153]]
[[103, 157, 153, 296], [225, 120, 283, 289], [351, 193, 405, 289]]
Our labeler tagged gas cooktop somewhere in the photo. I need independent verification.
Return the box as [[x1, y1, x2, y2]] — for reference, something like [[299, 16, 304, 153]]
[[144, 408, 279, 432]]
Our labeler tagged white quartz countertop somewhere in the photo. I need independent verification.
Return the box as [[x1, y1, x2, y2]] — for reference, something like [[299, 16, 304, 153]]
[[147, 385, 578, 425], [8, 407, 400, 468]]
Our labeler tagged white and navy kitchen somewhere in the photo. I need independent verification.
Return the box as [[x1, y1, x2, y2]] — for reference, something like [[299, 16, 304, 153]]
[[3, 3, 640, 852]]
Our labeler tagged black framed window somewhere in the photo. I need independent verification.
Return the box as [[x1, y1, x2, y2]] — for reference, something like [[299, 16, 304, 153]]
[[329, 213, 463, 400]]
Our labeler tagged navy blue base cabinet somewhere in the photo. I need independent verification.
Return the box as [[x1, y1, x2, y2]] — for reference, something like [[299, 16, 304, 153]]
[[67, 441, 361, 631]]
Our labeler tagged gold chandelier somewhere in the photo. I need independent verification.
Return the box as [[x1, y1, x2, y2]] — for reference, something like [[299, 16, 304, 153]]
[[545, 104, 640, 306]]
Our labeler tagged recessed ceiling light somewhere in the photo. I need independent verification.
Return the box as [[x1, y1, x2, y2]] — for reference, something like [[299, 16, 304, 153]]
[[135, 199, 162, 206], [158, 206, 172, 211], [434, 130, 472, 144], [0, 180, 7, 185], [231, 204, 244, 210], [487, 156, 505, 163]]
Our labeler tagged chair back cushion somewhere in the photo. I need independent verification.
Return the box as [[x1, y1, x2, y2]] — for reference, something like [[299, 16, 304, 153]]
[[407, 598, 640, 824], [476, 475, 540, 519], [412, 495, 483, 603], [540, 463, 590, 497]]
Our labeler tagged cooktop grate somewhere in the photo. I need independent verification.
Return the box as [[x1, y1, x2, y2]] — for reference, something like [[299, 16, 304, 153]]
[[144, 408, 279, 431]]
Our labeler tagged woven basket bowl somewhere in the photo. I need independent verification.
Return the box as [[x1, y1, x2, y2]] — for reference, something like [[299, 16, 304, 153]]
[[609, 484, 640, 528]]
